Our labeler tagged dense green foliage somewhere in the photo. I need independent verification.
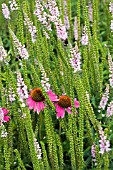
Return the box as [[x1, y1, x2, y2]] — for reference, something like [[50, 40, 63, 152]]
[[0, 0, 113, 169]]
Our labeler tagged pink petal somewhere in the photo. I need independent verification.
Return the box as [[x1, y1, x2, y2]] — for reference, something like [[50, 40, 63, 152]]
[[34, 102, 38, 112], [26, 96, 32, 104], [74, 98, 80, 108], [47, 90, 59, 102], [2, 108, 9, 115], [4, 116, 10, 122], [56, 104, 65, 118], [39, 102, 45, 111], [34, 102, 45, 114], [66, 107, 72, 114], [26, 97, 36, 110]]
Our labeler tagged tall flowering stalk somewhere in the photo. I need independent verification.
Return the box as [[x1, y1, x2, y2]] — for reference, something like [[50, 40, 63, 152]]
[[109, 2, 113, 32], [9, 29, 29, 60], [64, 0, 70, 30], [69, 44, 81, 73], [74, 16, 78, 41], [81, 25, 88, 45], [17, 71, 28, 107], [40, 65, 51, 92], [98, 84, 109, 112], [91, 144, 96, 164], [34, 137, 42, 160], [8, 87, 16, 103], [0, 44, 7, 63], [24, 12, 37, 43], [88, 1, 93, 22], [108, 51, 113, 87], [106, 101, 113, 117], [99, 127, 111, 154], [1, 124, 8, 138]]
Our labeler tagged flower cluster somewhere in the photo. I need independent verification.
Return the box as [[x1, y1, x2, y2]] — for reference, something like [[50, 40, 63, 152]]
[[34, 0, 67, 40], [108, 51, 113, 87], [109, 2, 113, 15], [81, 25, 88, 45], [98, 84, 109, 112], [0, 108, 10, 124], [0, 45, 7, 63], [34, 137, 42, 159], [106, 101, 113, 117], [99, 127, 111, 154], [9, 0, 18, 11], [40, 66, 51, 92], [109, 2, 113, 32], [34, 0, 51, 38], [47, 0, 59, 17], [91, 144, 96, 164], [2, 3, 10, 19], [17, 71, 28, 107], [88, 1, 93, 22], [70, 44, 81, 73], [63, 0, 70, 30], [9, 87, 16, 102], [24, 12, 37, 43], [74, 17, 78, 41], [9, 29, 29, 60], [26, 87, 80, 118], [110, 20, 113, 32], [47, 0, 67, 40], [1, 127, 8, 138]]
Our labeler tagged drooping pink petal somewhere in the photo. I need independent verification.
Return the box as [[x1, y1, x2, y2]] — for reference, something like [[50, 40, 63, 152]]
[[35, 102, 45, 114], [55, 104, 65, 118], [2, 108, 9, 115], [47, 90, 59, 102], [34, 102, 38, 112], [66, 107, 72, 114], [4, 116, 10, 122], [39, 102, 45, 111], [74, 98, 80, 108], [26, 96, 36, 109]]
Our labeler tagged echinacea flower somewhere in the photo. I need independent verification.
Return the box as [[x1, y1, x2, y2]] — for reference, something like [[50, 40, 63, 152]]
[[55, 96, 80, 118], [26, 88, 58, 114], [0, 108, 10, 124]]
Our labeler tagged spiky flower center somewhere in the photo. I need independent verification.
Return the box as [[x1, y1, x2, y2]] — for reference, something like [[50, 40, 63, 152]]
[[30, 88, 45, 102], [58, 96, 71, 108]]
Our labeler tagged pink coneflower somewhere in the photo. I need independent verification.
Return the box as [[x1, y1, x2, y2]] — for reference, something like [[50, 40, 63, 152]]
[[0, 108, 10, 124], [26, 88, 58, 114], [55, 96, 80, 118]]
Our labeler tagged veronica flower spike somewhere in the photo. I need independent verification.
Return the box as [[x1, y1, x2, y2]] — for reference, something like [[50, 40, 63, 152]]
[[55, 95, 80, 118], [26, 88, 58, 114]]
